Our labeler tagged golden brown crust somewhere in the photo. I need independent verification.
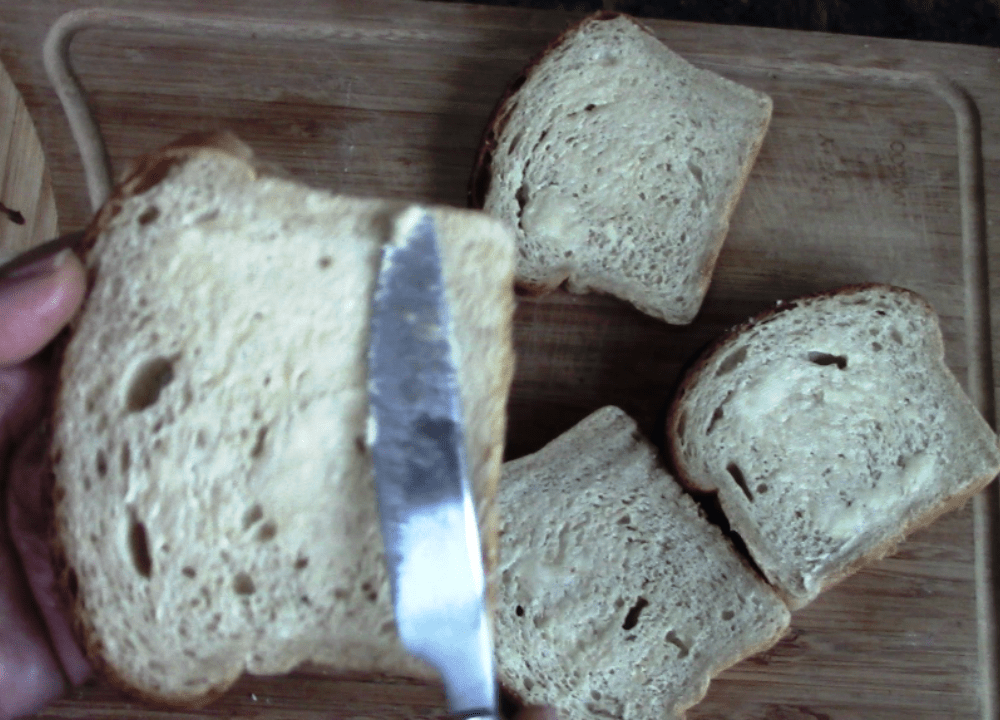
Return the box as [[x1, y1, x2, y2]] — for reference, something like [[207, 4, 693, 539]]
[[792, 467, 994, 610], [78, 131, 262, 265]]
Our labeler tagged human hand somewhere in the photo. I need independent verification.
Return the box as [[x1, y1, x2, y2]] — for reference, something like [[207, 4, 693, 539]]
[[0, 242, 88, 719]]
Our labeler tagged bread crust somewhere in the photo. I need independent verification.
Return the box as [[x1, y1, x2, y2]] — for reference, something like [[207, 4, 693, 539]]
[[47, 132, 509, 705], [468, 11, 772, 323], [45, 132, 286, 707], [665, 282, 999, 609]]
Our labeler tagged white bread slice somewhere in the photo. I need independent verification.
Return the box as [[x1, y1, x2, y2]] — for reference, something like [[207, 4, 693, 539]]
[[668, 284, 1000, 610], [49, 133, 516, 705], [470, 12, 772, 325], [496, 406, 790, 720]]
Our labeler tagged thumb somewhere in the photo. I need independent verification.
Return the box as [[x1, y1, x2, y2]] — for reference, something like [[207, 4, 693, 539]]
[[7, 424, 92, 686], [0, 247, 86, 367]]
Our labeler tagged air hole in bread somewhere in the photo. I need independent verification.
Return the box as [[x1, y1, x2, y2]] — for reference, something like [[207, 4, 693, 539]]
[[295, 555, 309, 570], [890, 327, 903, 343], [591, 690, 602, 700], [195, 208, 219, 224], [622, 597, 649, 630], [584, 103, 596, 112], [515, 605, 525, 617], [317, 256, 332, 269], [233, 572, 256, 595], [257, 522, 277, 542], [665, 630, 690, 658], [617, 514, 631, 525], [361, 580, 378, 603], [872, 341, 883, 351], [687, 160, 704, 184], [137, 206, 160, 225], [379, 620, 394, 634], [128, 512, 153, 578], [120, 442, 131, 473], [250, 425, 268, 459], [95, 450, 107, 477], [515, 184, 528, 231], [508, 131, 523, 154], [756, 483, 769, 494], [706, 406, 724, 434], [721, 610, 735, 620], [243, 504, 264, 530], [807, 351, 847, 370], [524, 677, 534, 691], [715, 347, 747, 377], [182, 566, 196, 578], [126, 357, 175, 412], [726, 462, 753, 502]]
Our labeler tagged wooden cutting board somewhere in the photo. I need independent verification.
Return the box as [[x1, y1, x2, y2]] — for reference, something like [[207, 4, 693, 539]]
[[1, 1, 999, 718], [0, 56, 58, 261]]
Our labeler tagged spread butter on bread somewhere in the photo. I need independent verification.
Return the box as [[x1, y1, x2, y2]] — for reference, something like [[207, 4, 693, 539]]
[[470, 12, 773, 324], [668, 284, 1000, 609], [50, 133, 516, 705]]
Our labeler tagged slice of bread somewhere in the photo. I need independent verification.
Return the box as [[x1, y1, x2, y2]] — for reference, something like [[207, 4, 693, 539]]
[[668, 284, 1000, 609], [469, 12, 772, 325], [49, 133, 516, 705], [495, 406, 790, 720]]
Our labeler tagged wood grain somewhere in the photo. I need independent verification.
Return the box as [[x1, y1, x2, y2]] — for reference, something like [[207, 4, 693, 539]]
[[0, 55, 57, 260], [0, 1, 997, 718]]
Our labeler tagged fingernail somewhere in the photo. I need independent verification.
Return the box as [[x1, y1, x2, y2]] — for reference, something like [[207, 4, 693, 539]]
[[0, 248, 71, 283]]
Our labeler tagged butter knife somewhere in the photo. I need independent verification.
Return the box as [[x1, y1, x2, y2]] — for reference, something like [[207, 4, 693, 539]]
[[367, 208, 498, 720]]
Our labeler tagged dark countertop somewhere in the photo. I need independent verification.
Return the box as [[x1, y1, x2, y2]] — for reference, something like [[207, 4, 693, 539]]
[[431, 0, 1000, 46]]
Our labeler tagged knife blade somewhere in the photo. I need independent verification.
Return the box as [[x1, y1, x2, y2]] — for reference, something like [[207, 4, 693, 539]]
[[367, 207, 498, 720]]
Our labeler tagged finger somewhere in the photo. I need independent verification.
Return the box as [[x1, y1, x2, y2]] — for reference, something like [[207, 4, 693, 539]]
[[0, 362, 46, 449], [0, 248, 86, 367], [0, 397, 66, 717], [7, 425, 92, 686], [0, 523, 66, 719]]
